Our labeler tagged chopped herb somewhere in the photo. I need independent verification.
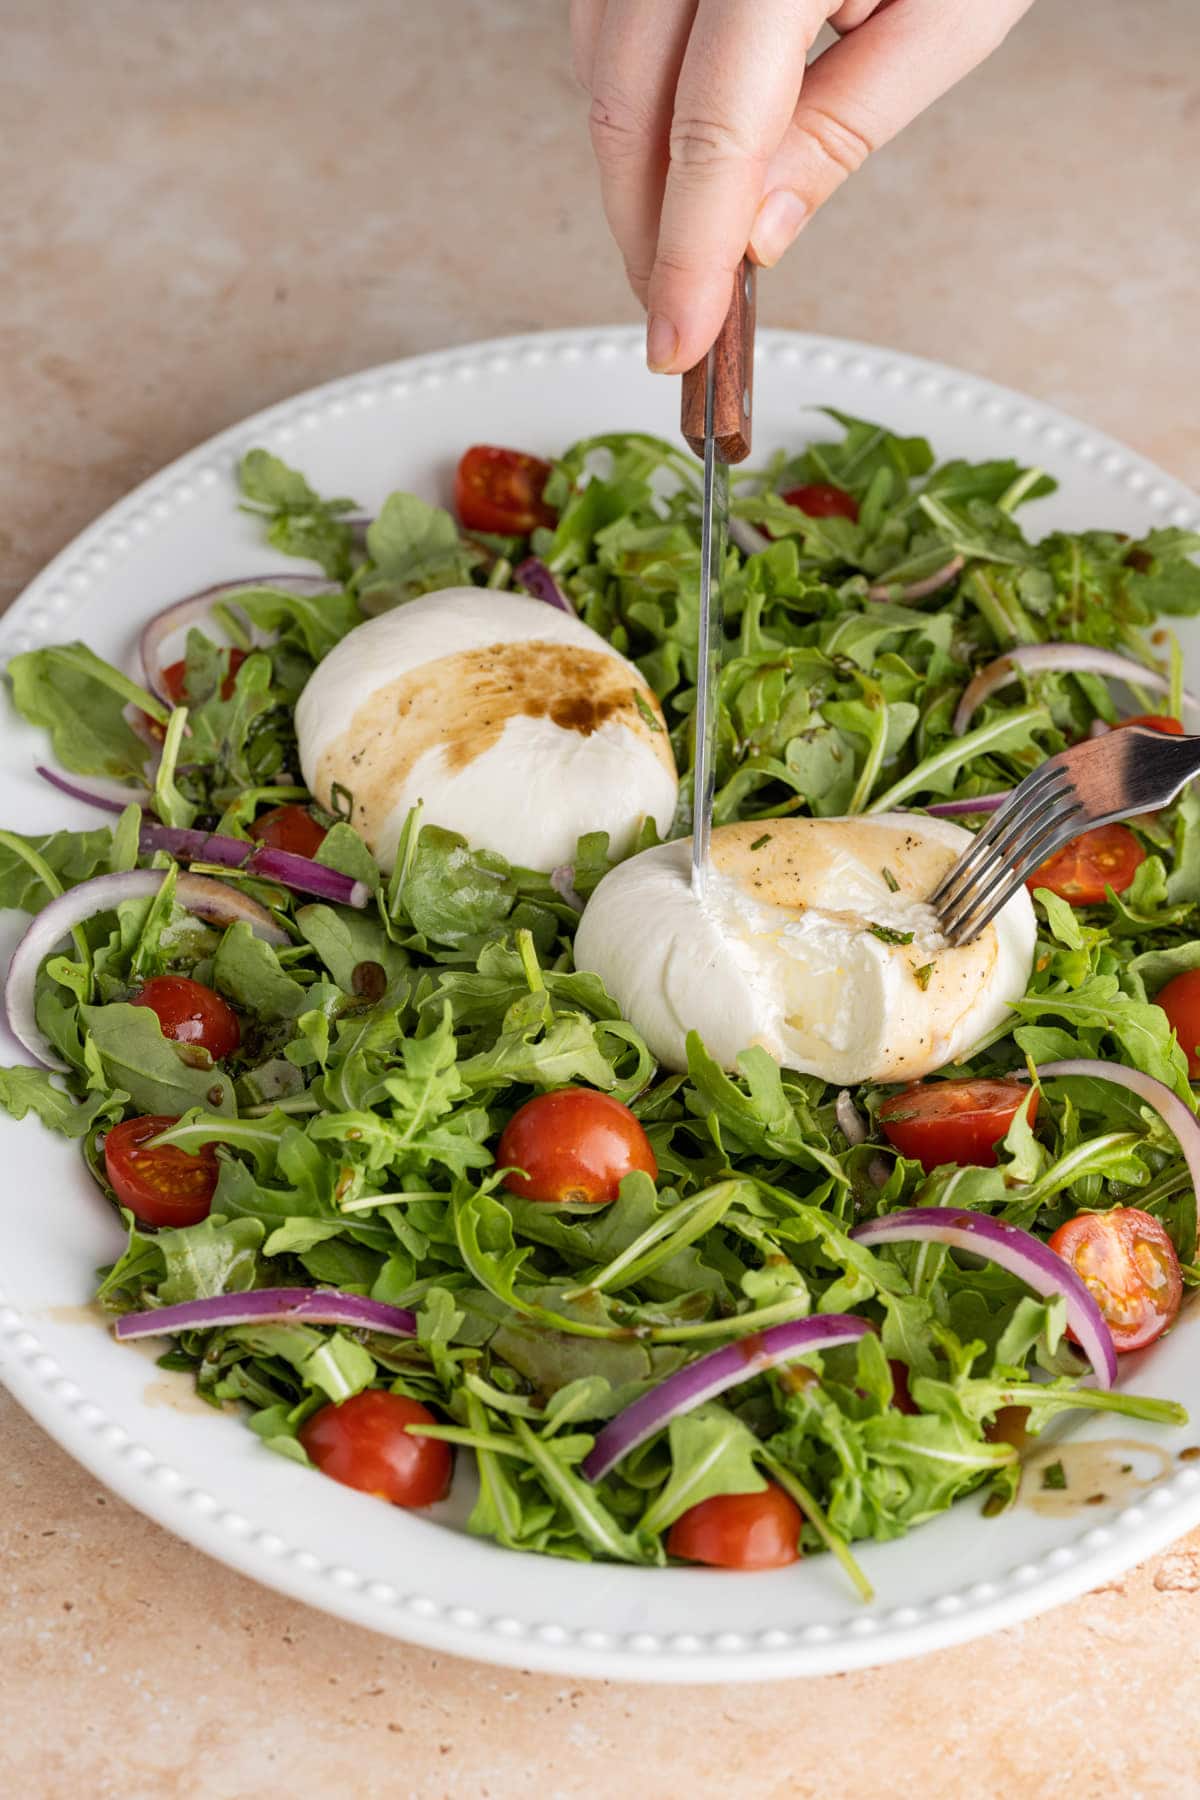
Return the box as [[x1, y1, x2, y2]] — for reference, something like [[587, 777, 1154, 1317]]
[[881, 867, 900, 892], [913, 962, 936, 990], [633, 689, 664, 733], [1041, 1460, 1067, 1491], [330, 782, 355, 822], [750, 833, 772, 852], [870, 924, 915, 945]]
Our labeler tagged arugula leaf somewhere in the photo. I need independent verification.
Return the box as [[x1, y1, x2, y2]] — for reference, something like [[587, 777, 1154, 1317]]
[[213, 922, 309, 1021], [235, 584, 362, 662], [0, 824, 115, 911], [80, 1004, 236, 1114], [640, 1405, 766, 1533], [0, 1066, 117, 1137], [360, 493, 479, 605], [295, 904, 409, 992], [8, 643, 155, 778], [238, 450, 358, 579]]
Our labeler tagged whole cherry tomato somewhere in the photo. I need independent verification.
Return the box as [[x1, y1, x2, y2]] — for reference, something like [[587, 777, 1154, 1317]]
[[1116, 713, 1183, 735], [132, 974, 241, 1061], [103, 1114, 219, 1227], [878, 1079, 1038, 1174], [1026, 823, 1145, 906], [781, 482, 859, 522], [667, 1483, 803, 1569], [1049, 1207, 1182, 1352], [1155, 968, 1200, 1077], [454, 445, 556, 534], [299, 1391, 452, 1507], [248, 804, 328, 859], [497, 1088, 657, 1205]]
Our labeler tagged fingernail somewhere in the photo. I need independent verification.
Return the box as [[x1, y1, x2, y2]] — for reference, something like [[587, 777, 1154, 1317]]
[[646, 314, 678, 373], [751, 189, 808, 268]]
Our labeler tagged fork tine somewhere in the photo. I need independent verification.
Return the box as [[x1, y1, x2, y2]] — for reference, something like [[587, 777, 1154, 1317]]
[[931, 777, 1074, 921], [935, 802, 1086, 943], [942, 805, 1092, 944], [929, 765, 1071, 907], [937, 796, 1087, 942]]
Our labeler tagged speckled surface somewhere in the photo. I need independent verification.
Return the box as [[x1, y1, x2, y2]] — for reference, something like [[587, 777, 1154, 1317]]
[[3, 0, 1200, 1792]]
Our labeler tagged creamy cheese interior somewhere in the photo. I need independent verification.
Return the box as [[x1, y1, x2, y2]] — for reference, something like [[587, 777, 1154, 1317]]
[[573, 815, 1037, 1083]]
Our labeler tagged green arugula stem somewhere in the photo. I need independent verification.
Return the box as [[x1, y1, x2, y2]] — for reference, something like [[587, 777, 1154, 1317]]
[[868, 706, 1050, 814], [563, 1178, 748, 1299], [846, 679, 888, 816], [408, 1423, 533, 1460], [761, 1452, 874, 1603], [55, 643, 170, 726]]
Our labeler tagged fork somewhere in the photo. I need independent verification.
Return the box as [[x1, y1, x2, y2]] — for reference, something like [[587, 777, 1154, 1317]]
[[931, 726, 1200, 945]]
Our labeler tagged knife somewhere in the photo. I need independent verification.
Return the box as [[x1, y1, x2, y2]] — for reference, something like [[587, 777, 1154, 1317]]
[[681, 256, 757, 897]]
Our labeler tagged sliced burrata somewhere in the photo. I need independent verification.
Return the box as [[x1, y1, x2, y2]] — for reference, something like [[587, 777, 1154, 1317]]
[[573, 815, 1036, 1083], [295, 589, 678, 871]]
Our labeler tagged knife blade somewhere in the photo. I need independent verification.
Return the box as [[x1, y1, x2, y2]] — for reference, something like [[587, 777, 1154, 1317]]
[[681, 257, 757, 896]]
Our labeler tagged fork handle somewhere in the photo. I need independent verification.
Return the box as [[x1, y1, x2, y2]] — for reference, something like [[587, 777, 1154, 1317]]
[[681, 258, 757, 463]]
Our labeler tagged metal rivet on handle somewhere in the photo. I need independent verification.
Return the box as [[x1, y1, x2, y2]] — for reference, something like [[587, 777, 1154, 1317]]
[[743, 386, 750, 416]]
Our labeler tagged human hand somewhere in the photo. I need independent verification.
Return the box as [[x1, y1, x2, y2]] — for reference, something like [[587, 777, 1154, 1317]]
[[571, 0, 1035, 373]]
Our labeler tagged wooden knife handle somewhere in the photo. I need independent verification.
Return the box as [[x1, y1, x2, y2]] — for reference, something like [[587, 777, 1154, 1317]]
[[680, 257, 757, 464]]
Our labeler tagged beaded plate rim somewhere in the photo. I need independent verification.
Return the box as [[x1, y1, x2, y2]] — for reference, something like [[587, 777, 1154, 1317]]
[[2, 325, 1199, 1682]]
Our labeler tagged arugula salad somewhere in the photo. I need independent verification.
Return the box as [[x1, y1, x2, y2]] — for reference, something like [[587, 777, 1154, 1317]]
[[3, 411, 1200, 1585]]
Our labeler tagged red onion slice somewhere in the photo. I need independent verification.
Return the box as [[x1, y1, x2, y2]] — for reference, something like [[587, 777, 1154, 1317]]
[[244, 845, 370, 907], [514, 557, 574, 614], [581, 1314, 872, 1482], [835, 1090, 868, 1146], [925, 791, 1011, 818], [550, 863, 585, 912], [851, 1207, 1116, 1388], [138, 824, 369, 908], [1025, 1059, 1200, 1213], [953, 644, 1195, 737], [139, 576, 343, 699], [114, 1286, 416, 1341], [5, 870, 288, 1069], [867, 557, 965, 602], [37, 766, 147, 815], [728, 518, 771, 556]]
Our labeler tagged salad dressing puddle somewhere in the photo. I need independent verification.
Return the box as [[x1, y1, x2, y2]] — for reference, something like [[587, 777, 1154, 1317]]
[[1020, 1437, 1173, 1517]]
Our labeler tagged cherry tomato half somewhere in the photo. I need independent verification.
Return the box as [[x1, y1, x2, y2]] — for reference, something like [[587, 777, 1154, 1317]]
[[1049, 1207, 1183, 1353], [132, 974, 241, 1061], [781, 482, 860, 522], [103, 1114, 219, 1227], [160, 647, 248, 708], [454, 444, 556, 535], [248, 804, 328, 859], [1026, 822, 1145, 906], [667, 1482, 803, 1569], [298, 1391, 452, 1507], [497, 1088, 658, 1205], [878, 1079, 1038, 1174], [1116, 713, 1184, 735], [1154, 969, 1200, 1078]]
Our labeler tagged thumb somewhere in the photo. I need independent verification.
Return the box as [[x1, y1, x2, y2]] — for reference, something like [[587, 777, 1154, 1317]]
[[748, 0, 1034, 267]]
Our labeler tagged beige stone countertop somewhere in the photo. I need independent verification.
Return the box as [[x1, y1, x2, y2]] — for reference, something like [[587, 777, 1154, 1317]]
[[4, 1, 1200, 1793]]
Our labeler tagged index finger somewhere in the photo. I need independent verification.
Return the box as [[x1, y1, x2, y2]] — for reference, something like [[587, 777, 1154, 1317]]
[[645, 0, 823, 373]]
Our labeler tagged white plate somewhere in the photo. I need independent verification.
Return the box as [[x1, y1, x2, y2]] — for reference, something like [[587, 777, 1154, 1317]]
[[3, 327, 1200, 1684]]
